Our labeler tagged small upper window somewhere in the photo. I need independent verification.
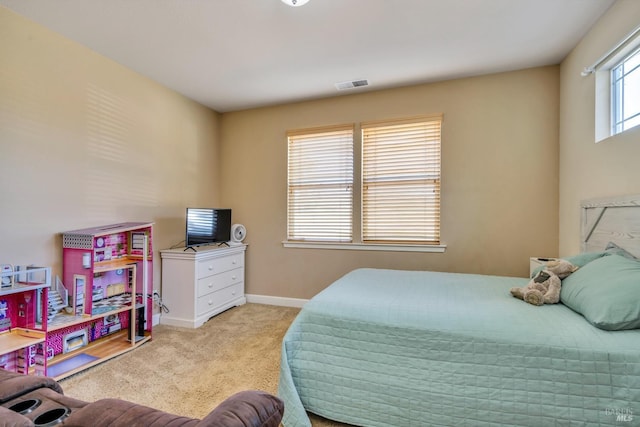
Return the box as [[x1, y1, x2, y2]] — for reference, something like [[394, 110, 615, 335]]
[[611, 46, 640, 135], [589, 25, 640, 142]]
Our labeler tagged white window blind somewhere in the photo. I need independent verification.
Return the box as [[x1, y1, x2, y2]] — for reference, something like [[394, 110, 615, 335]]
[[287, 125, 354, 242], [362, 115, 442, 244]]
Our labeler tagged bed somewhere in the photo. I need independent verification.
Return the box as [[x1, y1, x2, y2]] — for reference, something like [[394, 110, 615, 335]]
[[278, 195, 640, 427]]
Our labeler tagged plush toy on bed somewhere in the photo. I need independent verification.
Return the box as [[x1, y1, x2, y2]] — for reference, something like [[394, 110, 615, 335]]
[[510, 259, 578, 306]]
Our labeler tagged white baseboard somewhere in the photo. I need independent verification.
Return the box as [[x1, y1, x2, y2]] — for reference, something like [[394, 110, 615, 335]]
[[153, 296, 303, 326], [245, 294, 308, 308], [153, 295, 308, 326]]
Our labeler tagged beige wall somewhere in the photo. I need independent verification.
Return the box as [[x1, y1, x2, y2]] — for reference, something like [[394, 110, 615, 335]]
[[0, 6, 563, 302], [0, 7, 222, 289], [221, 67, 560, 299], [559, 0, 640, 256]]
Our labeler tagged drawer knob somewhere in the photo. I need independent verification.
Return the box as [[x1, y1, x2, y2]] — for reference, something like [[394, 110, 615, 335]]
[[208, 300, 213, 305], [208, 266, 213, 271], [232, 275, 236, 280], [232, 291, 236, 295], [232, 260, 237, 264], [208, 283, 213, 288]]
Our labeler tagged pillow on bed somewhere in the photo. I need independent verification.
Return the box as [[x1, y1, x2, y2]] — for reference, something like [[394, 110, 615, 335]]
[[604, 241, 639, 261], [530, 251, 606, 278], [564, 251, 608, 267], [560, 254, 640, 330]]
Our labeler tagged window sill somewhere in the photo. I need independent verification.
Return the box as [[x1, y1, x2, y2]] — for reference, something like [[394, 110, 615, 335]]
[[282, 241, 446, 253]]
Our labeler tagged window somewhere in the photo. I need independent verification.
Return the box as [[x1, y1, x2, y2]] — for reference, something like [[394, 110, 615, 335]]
[[590, 26, 640, 142], [361, 116, 442, 244], [287, 125, 354, 242], [612, 46, 640, 135], [285, 115, 443, 250]]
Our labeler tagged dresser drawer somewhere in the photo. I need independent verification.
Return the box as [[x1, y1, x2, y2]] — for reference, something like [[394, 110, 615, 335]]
[[196, 267, 243, 298], [196, 282, 243, 316], [197, 253, 244, 278]]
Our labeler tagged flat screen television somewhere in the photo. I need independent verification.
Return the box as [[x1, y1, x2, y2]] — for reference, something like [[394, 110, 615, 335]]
[[185, 208, 232, 247]]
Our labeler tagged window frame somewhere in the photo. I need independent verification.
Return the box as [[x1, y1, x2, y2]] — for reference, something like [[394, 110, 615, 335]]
[[360, 115, 442, 245], [286, 124, 355, 243], [283, 116, 446, 253], [611, 46, 640, 136], [591, 27, 640, 142]]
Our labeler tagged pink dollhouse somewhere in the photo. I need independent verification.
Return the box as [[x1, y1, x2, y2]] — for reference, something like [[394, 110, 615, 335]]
[[0, 222, 154, 379]]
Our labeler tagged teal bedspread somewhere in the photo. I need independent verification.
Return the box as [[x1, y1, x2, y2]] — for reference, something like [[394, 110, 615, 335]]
[[278, 268, 640, 426]]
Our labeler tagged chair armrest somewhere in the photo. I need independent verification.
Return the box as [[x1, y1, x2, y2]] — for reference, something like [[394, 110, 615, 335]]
[[196, 391, 284, 427], [0, 369, 63, 403], [0, 405, 33, 427], [63, 398, 199, 427]]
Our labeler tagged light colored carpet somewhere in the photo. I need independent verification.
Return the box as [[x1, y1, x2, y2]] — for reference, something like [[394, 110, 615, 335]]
[[59, 303, 349, 427]]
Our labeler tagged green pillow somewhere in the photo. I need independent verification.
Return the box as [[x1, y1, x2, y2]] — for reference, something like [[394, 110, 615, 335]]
[[564, 251, 607, 267], [604, 241, 639, 261], [560, 254, 640, 330], [530, 252, 606, 278]]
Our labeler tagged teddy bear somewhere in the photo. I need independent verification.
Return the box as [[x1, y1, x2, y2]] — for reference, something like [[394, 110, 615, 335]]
[[510, 259, 578, 306]]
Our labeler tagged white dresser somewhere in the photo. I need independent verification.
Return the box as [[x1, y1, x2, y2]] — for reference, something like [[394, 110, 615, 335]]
[[160, 244, 246, 328]]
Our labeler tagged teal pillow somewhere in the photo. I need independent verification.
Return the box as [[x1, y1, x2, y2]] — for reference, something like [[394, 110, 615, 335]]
[[530, 252, 606, 278], [564, 251, 607, 267], [560, 254, 640, 330], [604, 241, 639, 261]]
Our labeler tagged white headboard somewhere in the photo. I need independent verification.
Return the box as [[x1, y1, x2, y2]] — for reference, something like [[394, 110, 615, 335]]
[[582, 194, 640, 258]]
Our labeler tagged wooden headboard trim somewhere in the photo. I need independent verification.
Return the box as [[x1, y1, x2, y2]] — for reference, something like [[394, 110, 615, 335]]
[[581, 194, 640, 258]]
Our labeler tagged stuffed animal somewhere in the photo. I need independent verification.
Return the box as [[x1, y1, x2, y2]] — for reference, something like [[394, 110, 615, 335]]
[[510, 259, 578, 306]]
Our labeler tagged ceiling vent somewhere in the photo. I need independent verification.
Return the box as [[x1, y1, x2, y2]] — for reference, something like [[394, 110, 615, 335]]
[[335, 79, 369, 91]]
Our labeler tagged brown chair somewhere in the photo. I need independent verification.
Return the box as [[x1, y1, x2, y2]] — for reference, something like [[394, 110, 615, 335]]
[[0, 368, 284, 427]]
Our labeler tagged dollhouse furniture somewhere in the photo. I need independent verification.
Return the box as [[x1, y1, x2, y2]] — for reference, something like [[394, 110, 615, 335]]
[[0, 368, 284, 427], [160, 244, 246, 328]]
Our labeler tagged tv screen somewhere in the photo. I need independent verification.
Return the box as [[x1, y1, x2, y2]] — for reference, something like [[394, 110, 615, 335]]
[[185, 208, 232, 247]]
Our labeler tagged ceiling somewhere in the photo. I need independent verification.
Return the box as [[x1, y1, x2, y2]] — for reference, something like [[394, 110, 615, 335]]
[[0, 0, 615, 113]]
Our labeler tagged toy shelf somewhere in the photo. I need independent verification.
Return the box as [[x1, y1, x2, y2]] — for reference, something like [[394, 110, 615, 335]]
[[47, 304, 133, 332], [1, 266, 51, 297], [94, 258, 138, 273], [0, 329, 45, 355], [0, 283, 49, 297], [47, 330, 151, 380]]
